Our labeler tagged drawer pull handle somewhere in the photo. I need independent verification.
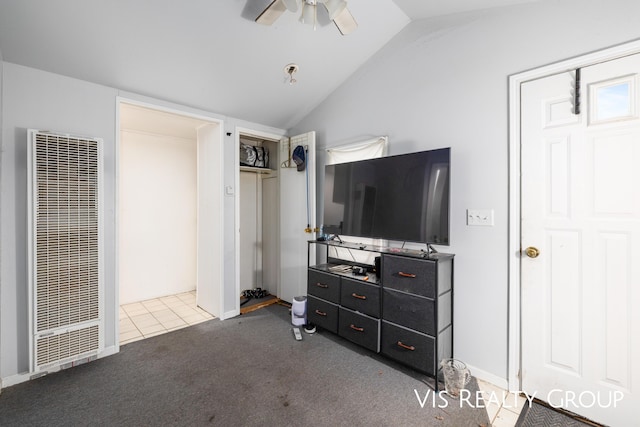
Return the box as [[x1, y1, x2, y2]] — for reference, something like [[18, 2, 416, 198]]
[[351, 293, 367, 300], [349, 324, 364, 332], [315, 309, 327, 317], [315, 282, 329, 288], [396, 341, 416, 351], [398, 271, 416, 278]]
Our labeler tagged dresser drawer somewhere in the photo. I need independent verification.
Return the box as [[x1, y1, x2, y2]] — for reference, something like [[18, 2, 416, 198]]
[[340, 277, 380, 318], [382, 255, 435, 298], [307, 296, 339, 333], [382, 288, 435, 336], [308, 269, 340, 303], [338, 307, 380, 353], [381, 321, 435, 375]]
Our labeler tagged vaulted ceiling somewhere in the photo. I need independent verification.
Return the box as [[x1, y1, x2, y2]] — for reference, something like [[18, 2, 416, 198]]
[[0, 0, 539, 129]]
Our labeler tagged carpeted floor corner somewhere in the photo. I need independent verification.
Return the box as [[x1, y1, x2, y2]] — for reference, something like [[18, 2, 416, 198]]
[[0, 304, 490, 426]]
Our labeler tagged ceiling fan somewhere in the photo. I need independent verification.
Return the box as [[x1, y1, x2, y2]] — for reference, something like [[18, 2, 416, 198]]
[[255, 0, 358, 35]]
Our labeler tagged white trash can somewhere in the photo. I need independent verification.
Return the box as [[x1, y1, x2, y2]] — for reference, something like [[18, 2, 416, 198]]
[[291, 296, 307, 326]]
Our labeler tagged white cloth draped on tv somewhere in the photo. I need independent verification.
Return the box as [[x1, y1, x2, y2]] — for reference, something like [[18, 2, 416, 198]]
[[326, 136, 388, 165]]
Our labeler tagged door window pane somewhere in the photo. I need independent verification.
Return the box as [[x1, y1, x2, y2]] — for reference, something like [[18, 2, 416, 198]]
[[595, 82, 631, 121]]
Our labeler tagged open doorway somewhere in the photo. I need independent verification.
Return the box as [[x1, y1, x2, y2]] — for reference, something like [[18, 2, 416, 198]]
[[117, 101, 222, 345], [237, 132, 280, 314]]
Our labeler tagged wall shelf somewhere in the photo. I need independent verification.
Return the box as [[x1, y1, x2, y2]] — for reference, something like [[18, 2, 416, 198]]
[[240, 166, 274, 175]]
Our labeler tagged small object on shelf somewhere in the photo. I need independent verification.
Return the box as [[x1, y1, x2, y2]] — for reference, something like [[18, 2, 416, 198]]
[[328, 264, 352, 273], [351, 266, 366, 276], [240, 142, 269, 168]]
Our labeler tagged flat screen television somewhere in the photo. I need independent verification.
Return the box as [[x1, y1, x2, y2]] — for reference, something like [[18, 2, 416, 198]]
[[323, 148, 450, 245]]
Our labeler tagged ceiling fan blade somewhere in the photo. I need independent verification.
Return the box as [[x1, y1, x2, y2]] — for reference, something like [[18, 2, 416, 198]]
[[255, 0, 287, 25], [333, 6, 357, 35], [324, 0, 347, 20]]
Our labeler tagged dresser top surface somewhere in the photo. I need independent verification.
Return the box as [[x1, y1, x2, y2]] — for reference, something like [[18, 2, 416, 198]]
[[309, 239, 454, 261]]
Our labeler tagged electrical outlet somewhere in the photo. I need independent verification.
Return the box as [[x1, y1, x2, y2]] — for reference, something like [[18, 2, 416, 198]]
[[467, 209, 494, 226]]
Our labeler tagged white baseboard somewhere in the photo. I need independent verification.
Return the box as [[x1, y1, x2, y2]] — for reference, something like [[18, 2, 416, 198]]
[[221, 309, 239, 320], [100, 344, 119, 358], [465, 363, 509, 391], [1, 344, 119, 389], [1, 372, 33, 388]]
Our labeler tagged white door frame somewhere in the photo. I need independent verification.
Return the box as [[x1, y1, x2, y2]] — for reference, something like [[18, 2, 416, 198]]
[[507, 39, 640, 391], [115, 96, 224, 346]]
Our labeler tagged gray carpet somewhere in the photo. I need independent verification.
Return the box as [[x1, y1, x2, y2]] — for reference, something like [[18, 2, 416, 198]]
[[0, 305, 490, 426]]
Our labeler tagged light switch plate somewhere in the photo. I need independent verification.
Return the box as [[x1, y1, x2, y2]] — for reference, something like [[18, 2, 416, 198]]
[[467, 209, 494, 226]]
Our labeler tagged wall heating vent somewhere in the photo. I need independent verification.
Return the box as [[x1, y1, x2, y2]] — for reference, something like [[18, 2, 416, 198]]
[[28, 130, 104, 373]]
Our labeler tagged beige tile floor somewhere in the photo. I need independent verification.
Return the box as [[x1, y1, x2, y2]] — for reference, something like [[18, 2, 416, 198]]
[[477, 379, 527, 426], [119, 291, 215, 345]]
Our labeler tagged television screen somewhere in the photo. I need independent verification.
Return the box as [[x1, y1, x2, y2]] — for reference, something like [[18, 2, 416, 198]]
[[323, 148, 450, 245]]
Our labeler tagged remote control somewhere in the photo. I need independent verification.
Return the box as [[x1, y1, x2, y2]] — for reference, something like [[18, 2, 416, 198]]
[[293, 327, 302, 341]]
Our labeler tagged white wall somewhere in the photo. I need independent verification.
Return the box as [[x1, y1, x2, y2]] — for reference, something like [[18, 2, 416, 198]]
[[291, 0, 640, 383], [119, 130, 197, 304], [0, 63, 285, 381], [0, 63, 119, 379]]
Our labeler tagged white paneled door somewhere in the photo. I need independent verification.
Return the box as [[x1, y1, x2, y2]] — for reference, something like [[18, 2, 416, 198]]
[[521, 54, 640, 426], [279, 131, 316, 303]]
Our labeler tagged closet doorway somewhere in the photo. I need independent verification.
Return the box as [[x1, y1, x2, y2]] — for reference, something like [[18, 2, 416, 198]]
[[235, 129, 316, 309], [117, 101, 222, 345], [238, 132, 280, 306]]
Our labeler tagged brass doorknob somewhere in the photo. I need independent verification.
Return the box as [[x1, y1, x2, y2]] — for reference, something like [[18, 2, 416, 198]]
[[525, 247, 540, 258]]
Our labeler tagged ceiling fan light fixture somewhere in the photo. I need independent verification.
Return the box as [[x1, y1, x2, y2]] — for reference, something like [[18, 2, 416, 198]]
[[299, 3, 316, 28], [256, 0, 356, 35]]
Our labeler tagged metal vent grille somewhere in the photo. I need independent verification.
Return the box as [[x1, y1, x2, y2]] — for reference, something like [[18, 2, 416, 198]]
[[36, 325, 100, 367], [29, 130, 103, 372]]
